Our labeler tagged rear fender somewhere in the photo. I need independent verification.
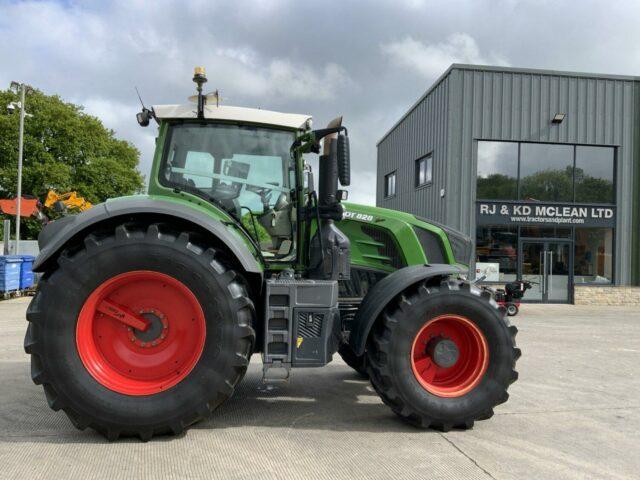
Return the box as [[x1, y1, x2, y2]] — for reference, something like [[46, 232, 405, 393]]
[[33, 198, 263, 277], [348, 264, 462, 355]]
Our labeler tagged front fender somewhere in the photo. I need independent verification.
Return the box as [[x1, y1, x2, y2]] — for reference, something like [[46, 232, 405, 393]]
[[348, 264, 463, 355], [33, 197, 263, 276]]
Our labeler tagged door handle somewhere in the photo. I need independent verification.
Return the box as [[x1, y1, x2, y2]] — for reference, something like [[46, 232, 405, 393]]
[[547, 251, 553, 295], [539, 250, 545, 294], [542, 250, 548, 295]]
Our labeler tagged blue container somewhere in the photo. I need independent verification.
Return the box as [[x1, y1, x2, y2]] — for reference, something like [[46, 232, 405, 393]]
[[20, 255, 36, 289], [0, 256, 23, 292]]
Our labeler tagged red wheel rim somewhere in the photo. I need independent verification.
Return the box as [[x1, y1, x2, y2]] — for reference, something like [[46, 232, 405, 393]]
[[76, 271, 206, 396], [411, 314, 489, 398]]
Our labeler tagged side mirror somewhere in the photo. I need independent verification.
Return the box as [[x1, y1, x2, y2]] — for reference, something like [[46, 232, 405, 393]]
[[337, 134, 350, 186], [304, 163, 315, 192], [136, 109, 152, 127]]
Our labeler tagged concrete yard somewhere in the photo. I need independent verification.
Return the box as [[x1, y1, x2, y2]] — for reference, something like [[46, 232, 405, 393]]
[[0, 298, 638, 479]]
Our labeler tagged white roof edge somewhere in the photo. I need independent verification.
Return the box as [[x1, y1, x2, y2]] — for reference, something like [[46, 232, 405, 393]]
[[153, 104, 312, 130]]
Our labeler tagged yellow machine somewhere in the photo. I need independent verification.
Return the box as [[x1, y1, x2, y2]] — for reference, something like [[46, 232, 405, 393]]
[[44, 190, 92, 213]]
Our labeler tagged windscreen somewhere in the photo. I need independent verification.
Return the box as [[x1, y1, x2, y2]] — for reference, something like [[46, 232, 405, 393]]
[[161, 123, 297, 259]]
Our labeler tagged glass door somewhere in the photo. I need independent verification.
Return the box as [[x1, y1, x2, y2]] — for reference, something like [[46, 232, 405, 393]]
[[546, 242, 571, 302], [519, 240, 572, 303], [520, 242, 544, 301]]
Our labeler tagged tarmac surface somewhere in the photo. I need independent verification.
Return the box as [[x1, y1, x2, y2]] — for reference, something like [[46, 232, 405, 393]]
[[0, 298, 638, 479]]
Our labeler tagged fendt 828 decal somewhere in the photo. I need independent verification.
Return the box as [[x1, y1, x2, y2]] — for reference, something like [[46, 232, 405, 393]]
[[343, 211, 374, 222]]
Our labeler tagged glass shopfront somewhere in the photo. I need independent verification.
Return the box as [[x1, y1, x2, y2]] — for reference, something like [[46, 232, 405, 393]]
[[574, 228, 614, 284], [475, 141, 616, 303]]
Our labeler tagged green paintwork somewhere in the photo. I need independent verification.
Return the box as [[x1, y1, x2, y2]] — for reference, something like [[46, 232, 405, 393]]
[[338, 202, 463, 272], [126, 117, 463, 278], [106, 192, 264, 269]]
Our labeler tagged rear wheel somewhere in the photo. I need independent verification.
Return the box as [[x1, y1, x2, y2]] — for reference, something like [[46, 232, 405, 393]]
[[366, 278, 519, 430], [506, 303, 519, 316], [24, 222, 256, 441]]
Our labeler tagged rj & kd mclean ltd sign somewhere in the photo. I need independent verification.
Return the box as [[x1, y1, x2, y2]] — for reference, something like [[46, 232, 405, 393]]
[[476, 201, 616, 227]]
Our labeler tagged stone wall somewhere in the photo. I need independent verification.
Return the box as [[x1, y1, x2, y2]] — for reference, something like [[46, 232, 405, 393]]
[[574, 286, 640, 306]]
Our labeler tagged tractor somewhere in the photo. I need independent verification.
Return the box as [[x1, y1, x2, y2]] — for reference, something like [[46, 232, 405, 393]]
[[24, 68, 519, 441]]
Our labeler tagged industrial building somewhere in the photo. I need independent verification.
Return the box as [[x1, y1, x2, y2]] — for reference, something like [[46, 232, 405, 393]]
[[377, 64, 639, 303]]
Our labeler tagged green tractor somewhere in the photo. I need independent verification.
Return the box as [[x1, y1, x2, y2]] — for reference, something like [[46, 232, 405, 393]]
[[24, 68, 519, 440]]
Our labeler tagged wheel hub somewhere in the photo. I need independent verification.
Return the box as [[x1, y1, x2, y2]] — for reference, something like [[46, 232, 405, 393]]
[[411, 314, 489, 398], [128, 309, 168, 347], [426, 337, 459, 368]]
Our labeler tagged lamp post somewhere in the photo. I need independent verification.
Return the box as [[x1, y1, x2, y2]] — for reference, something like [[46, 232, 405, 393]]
[[9, 81, 31, 255]]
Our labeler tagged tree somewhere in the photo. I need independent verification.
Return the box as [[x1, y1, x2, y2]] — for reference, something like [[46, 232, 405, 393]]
[[519, 167, 573, 202], [0, 88, 144, 239], [476, 173, 517, 200], [477, 165, 615, 204], [574, 166, 614, 203]]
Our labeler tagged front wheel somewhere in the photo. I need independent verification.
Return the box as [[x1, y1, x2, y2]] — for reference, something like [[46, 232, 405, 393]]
[[506, 303, 519, 316], [24, 222, 256, 441], [366, 278, 520, 430]]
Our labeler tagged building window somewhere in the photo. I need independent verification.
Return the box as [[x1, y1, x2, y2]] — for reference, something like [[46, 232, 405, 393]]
[[575, 146, 615, 204], [415, 154, 433, 187], [574, 228, 613, 284], [384, 171, 396, 197], [477, 141, 616, 204], [477, 142, 518, 200], [519, 143, 574, 202], [475, 225, 518, 282]]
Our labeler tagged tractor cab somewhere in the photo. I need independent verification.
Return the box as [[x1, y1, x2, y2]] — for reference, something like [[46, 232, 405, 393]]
[[144, 67, 352, 281], [151, 105, 309, 261]]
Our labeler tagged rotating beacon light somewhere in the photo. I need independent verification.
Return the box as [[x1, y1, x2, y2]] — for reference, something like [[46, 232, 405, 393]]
[[193, 66, 208, 120]]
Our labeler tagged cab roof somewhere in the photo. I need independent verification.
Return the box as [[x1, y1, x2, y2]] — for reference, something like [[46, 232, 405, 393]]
[[152, 104, 312, 130]]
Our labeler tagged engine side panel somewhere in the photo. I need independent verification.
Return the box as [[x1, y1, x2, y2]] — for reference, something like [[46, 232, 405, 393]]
[[338, 202, 459, 269]]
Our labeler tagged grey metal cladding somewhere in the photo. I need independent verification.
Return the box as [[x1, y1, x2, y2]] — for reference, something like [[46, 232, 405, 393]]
[[377, 64, 637, 285], [377, 74, 450, 225]]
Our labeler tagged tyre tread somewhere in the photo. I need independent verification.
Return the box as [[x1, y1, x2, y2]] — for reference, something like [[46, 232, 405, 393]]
[[24, 221, 256, 441], [366, 277, 520, 431]]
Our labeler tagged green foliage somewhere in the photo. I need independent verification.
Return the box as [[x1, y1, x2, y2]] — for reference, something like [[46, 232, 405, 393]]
[[0, 88, 144, 239], [476, 174, 517, 200], [574, 167, 614, 203], [241, 212, 271, 244], [477, 166, 614, 203], [520, 167, 573, 202]]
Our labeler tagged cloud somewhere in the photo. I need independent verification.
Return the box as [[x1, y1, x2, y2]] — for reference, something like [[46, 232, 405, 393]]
[[264, 60, 352, 100], [381, 33, 509, 80], [2, 0, 640, 208], [0, 1, 354, 183], [214, 48, 352, 100]]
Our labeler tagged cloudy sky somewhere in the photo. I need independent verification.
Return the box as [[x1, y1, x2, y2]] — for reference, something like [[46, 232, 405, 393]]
[[1, 0, 639, 205]]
